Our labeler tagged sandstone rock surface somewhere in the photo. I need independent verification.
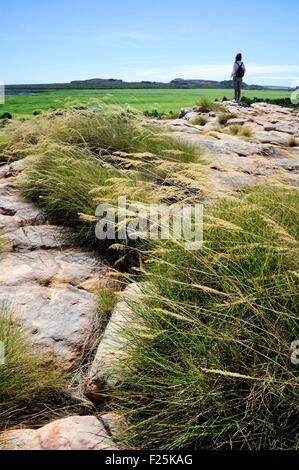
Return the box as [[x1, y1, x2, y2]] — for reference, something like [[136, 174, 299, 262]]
[[0, 160, 115, 370], [86, 283, 142, 394], [163, 101, 299, 199], [0, 416, 119, 450]]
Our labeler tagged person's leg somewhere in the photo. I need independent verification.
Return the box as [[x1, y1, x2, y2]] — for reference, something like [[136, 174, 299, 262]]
[[237, 79, 242, 102], [233, 78, 238, 101]]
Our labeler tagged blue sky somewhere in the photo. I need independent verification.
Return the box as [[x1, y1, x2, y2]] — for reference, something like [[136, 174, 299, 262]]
[[1, 0, 298, 86]]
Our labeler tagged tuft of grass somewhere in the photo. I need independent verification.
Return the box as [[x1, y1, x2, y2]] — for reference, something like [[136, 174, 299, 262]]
[[228, 125, 253, 138], [0, 134, 13, 161], [0, 232, 5, 253], [108, 188, 299, 450], [228, 125, 252, 138], [45, 111, 200, 164], [143, 109, 165, 120], [217, 113, 237, 126], [98, 288, 118, 316], [190, 116, 208, 126], [195, 97, 216, 113], [18, 145, 126, 257], [286, 137, 298, 147], [18, 112, 204, 265], [163, 110, 180, 120], [3, 111, 201, 164], [0, 311, 70, 432], [228, 124, 241, 136], [32, 109, 43, 116], [238, 127, 253, 138]]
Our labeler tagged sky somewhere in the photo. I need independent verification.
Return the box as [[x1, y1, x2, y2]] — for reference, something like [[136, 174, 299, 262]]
[[1, 0, 298, 86]]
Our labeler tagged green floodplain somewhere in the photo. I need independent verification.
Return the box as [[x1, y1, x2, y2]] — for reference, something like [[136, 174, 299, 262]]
[[1, 88, 292, 117]]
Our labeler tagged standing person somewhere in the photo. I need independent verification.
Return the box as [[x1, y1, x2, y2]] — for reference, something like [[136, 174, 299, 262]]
[[231, 53, 246, 103]]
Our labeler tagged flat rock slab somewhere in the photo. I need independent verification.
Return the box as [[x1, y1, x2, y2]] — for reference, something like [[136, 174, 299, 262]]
[[207, 169, 261, 193], [86, 283, 142, 395], [6, 225, 70, 251], [226, 118, 247, 126], [253, 131, 290, 145], [0, 164, 10, 179], [250, 102, 293, 115], [0, 181, 15, 195], [173, 132, 262, 157], [274, 122, 299, 134], [0, 169, 118, 371], [0, 249, 112, 291], [208, 152, 256, 172], [0, 195, 45, 232], [0, 284, 96, 369], [212, 133, 262, 156], [0, 416, 119, 450]]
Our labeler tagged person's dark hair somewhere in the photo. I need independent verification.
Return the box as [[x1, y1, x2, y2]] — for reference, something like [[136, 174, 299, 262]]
[[236, 53, 242, 62]]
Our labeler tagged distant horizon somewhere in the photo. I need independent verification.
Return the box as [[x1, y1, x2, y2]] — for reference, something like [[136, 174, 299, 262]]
[[5, 76, 294, 89]]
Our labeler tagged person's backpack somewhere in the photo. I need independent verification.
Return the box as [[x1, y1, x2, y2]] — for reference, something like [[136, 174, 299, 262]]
[[236, 62, 245, 78]]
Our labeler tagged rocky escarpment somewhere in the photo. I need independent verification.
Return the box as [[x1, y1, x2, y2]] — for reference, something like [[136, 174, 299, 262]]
[[152, 101, 299, 199]]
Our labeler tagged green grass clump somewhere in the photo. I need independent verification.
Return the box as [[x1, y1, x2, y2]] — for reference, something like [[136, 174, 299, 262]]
[[190, 116, 208, 126], [19, 145, 123, 248], [0, 134, 13, 161], [108, 188, 299, 450], [98, 289, 118, 315], [195, 97, 215, 112], [218, 112, 237, 125], [17, 111, 204, 257], [228, 124, 241, 135], [0, 312, 69, 432], [228, 125, 252, 138], [0, 232, 5, 252], [143, 109, 165, 119], [32, 109, 43, 116], [238, 127, 253, 138], [164, 110, 180, 120], [47, 111, 200, 164], [3, 110, 200, 165]]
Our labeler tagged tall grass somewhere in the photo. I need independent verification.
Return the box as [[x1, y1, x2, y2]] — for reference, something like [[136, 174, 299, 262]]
[[19, 145, 145, 264], [217, 112, 237, 125], [18, 111, 204, 264], [195, 97, 216, 113], [108, 188, 299, 450], [2, 110, 202, 167], [0, 311, 70, 432], [57, 112, 202, 167], [0, 134, 13, 161], [228, 125, 253, 138]]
